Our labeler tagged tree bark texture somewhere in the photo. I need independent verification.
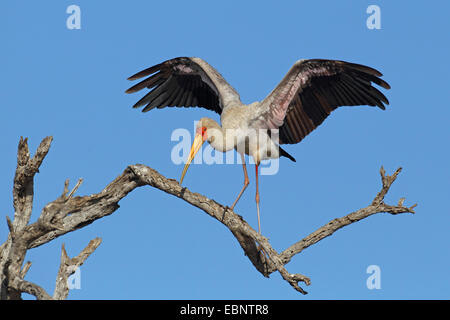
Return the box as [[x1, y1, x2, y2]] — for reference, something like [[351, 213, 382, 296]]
[[0, 137, 416, 299]]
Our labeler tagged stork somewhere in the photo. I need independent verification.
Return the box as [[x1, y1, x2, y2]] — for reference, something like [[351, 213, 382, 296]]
[[126, 57, 390, 234]]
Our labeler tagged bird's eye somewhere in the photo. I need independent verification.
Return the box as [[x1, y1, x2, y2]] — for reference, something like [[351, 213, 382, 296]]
[[200, 126, 208, 140]]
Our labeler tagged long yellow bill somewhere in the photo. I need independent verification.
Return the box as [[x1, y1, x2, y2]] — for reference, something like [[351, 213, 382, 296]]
[[180, 133, 205, 184]]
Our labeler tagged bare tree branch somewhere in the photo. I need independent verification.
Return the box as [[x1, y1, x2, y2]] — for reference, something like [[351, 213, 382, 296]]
[[1, 136, 416, 299], [19, 261, 32, 279], [54, 238, 102, 300], [11, 277, 52, 300], [12, 136, 53, 231], [0, 136, 101, 300], [1, 137, 54, 299], [274, 167, 416, 269]]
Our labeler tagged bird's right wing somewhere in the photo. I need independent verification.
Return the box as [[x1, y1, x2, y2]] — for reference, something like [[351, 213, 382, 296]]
[[250, 59, 390, 144], [126, 57, 241, 114]]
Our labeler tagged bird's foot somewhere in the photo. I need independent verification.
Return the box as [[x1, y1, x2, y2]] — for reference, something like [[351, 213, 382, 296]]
[[224, 204, 234, 212]]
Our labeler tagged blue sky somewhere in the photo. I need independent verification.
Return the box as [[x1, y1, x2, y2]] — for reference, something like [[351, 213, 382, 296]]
[[1, 1, 449, 299]]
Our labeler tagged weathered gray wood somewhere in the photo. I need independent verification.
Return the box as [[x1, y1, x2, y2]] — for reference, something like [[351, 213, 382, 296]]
[[0, 137, 416, 299]]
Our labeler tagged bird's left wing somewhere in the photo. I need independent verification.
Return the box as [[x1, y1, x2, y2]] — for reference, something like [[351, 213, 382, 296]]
[[126, 57, 241, 114], [250, 59, 391, 144]]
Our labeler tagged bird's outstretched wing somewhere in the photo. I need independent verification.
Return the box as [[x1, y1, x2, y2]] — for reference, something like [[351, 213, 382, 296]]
[[251, 59, 391, 144], [125, 57, 241, 114]]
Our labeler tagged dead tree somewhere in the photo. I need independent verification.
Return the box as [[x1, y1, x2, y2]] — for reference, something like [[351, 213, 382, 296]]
[[0, 136, 416, 299]]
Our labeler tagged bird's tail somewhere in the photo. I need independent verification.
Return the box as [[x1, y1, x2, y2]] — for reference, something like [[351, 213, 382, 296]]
[[279, 146, 296, 162]]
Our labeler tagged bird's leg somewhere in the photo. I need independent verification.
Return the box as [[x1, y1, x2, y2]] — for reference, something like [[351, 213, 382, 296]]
[[254, 163, 267, 261], [255, 163, 261, 234], [230, 153, 250, 210]]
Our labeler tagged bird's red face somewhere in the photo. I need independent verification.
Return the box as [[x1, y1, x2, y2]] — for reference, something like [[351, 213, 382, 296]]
[[196, 126, 208, 141], [180, 125, 208, 184]]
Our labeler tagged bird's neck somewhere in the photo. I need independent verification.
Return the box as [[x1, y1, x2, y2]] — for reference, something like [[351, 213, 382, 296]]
[[207, 124, 235, 153]]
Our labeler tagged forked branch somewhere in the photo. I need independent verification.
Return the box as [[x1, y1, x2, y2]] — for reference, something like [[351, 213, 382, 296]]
[[0, 136, 416, 299]]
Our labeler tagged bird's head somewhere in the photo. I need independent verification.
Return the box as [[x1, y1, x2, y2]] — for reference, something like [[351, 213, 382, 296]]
[[180, 117, 221, 184]]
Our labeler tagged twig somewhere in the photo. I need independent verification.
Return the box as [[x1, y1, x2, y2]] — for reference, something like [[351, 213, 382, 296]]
[[67, 178, 84, 199], [19, 261, 32, 279]]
